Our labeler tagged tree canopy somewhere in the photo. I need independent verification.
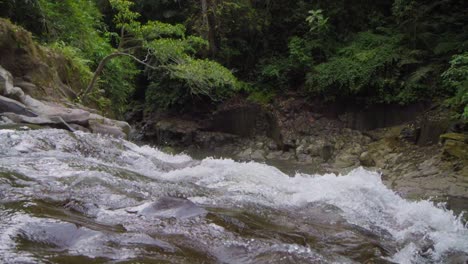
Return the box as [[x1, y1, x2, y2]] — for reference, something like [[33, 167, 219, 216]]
[[0, 0, 466, 119]]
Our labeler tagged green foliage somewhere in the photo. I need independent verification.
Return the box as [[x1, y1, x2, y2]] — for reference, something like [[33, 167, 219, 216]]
[[168, 58, 240, 99], [49, 41, 93, 87], [442, 53, 468, 119], [306, 31, 408, 103], [142, 21, 186, 39], [306, 9, 329, 33], [288, 37, 314, 65], [3, 0, 467, 116], [247, 90, 276, 105], [100, 56, 139, 115], [38, 0, 104, 57], [257, 56, 291, 89], [35, 0, 139, 116], [146, 36, 207, 64], [109, 0, 140, 30]]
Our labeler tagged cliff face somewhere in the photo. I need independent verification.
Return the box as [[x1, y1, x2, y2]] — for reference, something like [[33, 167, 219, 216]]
[[0, 18, 82, 101]]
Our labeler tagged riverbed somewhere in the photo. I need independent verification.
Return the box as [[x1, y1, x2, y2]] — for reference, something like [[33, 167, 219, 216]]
[[0, 128, 467, 263]]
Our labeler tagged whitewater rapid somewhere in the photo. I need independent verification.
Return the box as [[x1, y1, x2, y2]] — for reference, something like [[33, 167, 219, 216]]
[[0, 128, 466, 263]]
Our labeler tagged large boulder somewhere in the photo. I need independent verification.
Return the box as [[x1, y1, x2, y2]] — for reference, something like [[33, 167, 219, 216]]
[[22, 95, 90, 125], [13, 77, 37, 95], [440, 133, 468, 143], [0, 95, 36, 117], [89, 113, 131, 136], [88, 120, 127, 138], [0, 65, 13, 95], [193, 131, 238, 148], [440, 133, 468, 160], [0, 112, 74, 131], [144, 118, 199, 146], [359, 151, 376, 167]]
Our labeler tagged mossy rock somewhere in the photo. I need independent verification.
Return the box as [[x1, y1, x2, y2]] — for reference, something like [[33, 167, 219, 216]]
[[440, 133, 468, 143], [443, 139, 468, 160]]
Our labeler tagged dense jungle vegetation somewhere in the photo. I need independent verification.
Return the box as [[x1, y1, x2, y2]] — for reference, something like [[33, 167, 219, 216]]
[[0, 0, 466, 119]]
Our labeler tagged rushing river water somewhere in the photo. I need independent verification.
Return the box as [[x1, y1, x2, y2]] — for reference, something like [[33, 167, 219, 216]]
[[0, 128, 467, 264]]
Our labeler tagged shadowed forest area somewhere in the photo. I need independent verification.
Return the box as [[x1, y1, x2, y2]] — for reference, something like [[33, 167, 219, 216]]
[[0, 0, 466, 119]]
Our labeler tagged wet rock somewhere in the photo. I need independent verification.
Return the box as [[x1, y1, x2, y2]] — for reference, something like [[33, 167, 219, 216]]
[[320, 144, 334, 162], [0, 112, 75, 131], [266, 151, 282, 160], [400, 125, 420, 143], [0, 65, 13, 95], [22, 95, 91, 125], [0, 95, 36, 117], [18, 221, 99, 249], [334, 153, 358, 168], [255, 141, 265, 149], [89, 120, 127, 138], [359, 151, 375, 167], [0, 115, 13, 124], [135, 197, 207, 219], [237, 148, 253, 160], [0, 66, 27, 101], [69, 123, 90, 133], [194, 131, 238, 148], [279, 151, 294, 160], [440, 133, 468, 143], [4, 86, 25, 101], [297, 153, 313, 163], [295, 144, 306, 155], [251, 149, 266, 161], [149, 118, 199, 145], [306, 142, 323, 157], [13, 78, 37, 95], [266, 141, 278, 150], [417, 119, 451, 146], [443, 140, 468, 160], [120, 234, 176, 252]]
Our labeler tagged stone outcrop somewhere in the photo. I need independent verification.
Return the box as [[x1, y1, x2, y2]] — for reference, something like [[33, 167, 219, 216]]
[[0, 65, 130, 138], [135, 96, 467, 201], [440, 133, 468, 160], [0, 95, 36, 117]]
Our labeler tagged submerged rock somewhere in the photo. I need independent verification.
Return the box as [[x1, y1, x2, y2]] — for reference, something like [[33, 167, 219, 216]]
[[133, 197, 207, 219]]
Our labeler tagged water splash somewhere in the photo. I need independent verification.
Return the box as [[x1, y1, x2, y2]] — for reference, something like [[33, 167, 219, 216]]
[[0, 128, 466, 263]]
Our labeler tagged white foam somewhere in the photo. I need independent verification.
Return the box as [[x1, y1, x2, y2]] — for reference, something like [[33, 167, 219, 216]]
[[0, 129, 467, 263], [158, 160, 468, 262]]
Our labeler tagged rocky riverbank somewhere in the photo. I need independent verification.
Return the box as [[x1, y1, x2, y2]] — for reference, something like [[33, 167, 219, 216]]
[[0, 65, 130, 138], [132, 97, 467, 203], [1, 16, 466, 209], [0, 19, 130, 138]]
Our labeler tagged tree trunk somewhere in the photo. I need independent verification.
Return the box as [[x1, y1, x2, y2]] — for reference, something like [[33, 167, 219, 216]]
[[80, 52, 122, 101], [207, 0, 217, 57], [200, 0, 217, 57], [81, 51, 157, 101]]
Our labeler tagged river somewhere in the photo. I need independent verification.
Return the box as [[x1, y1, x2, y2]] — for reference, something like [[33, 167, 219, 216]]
[[0, 128, 467, 263]]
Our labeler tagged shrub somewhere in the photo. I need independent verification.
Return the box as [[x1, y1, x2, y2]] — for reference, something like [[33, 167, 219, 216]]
[[442, 52, 468, 119]]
